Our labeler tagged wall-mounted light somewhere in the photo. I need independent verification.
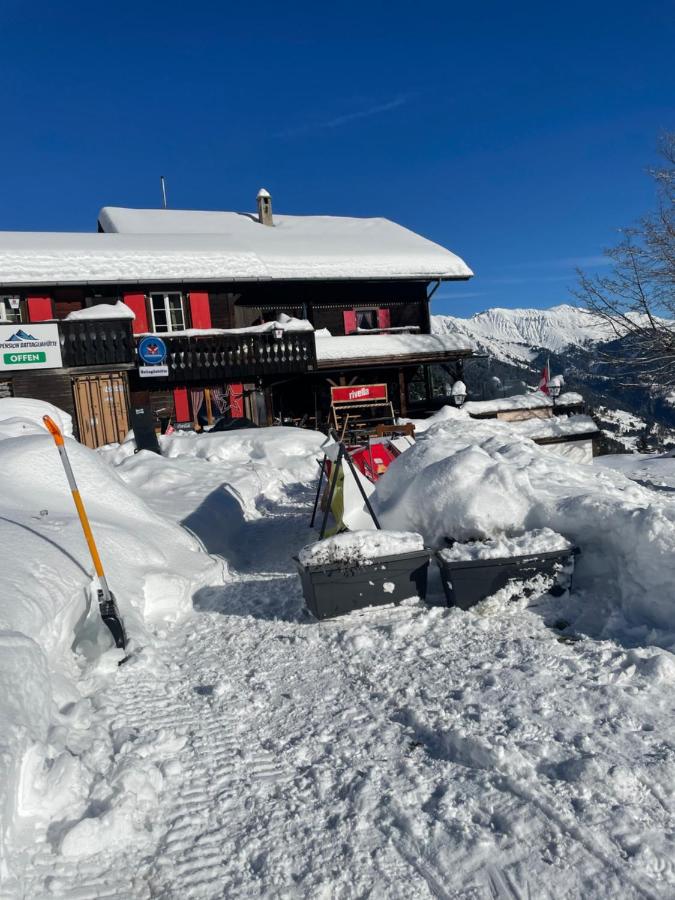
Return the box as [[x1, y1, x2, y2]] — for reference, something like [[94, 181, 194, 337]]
[[451, 379, 467, 408]]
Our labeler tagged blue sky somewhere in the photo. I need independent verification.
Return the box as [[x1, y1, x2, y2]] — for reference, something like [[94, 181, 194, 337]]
[[0, 0, 673, 317]]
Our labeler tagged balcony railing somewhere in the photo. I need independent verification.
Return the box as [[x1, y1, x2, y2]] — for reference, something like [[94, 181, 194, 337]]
[[59, 319, 135, 368], [56, 319, 317, 380], [157, 331, 316, 382]]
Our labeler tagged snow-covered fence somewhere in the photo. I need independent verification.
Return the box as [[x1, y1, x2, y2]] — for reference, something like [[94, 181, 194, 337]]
[[156, 330, 317, 381]]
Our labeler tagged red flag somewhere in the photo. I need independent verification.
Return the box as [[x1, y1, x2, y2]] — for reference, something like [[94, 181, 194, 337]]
[[539, 364, 550, 395]]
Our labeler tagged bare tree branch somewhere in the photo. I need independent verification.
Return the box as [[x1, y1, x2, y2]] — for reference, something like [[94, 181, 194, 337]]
[[574, 132, 675, 390]]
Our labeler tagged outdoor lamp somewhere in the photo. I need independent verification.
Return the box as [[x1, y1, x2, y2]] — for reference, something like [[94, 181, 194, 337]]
[[451, 380, 467, 408], [549, 375, 563, 402], [273, 327, 284, 340]]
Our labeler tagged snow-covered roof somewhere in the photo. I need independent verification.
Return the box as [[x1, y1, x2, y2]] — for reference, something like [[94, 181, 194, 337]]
[[463, 391, 584, 416], [0, 204, 472, 286], [508, 414, 599, 441], [315, 332, 474, 366], [94, 206, 472, 279]]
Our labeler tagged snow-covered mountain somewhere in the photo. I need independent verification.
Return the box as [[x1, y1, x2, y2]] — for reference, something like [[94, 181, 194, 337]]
[[432, 304, 613, 366], [433, 303, 675, 448]]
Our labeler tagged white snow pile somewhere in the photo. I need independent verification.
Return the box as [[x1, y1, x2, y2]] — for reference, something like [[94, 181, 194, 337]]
[[0, 396, 74, 440], [399, 403, 469, 433], [439, 528, 573, 563], [374, 415, 675, 646], [0, 399, 222, 872], [153, 427, 326, 511], [298, 530, 424, 567], [137, 312, 313, 338], [508, 413, 598, 440], [65, 300, 135, 320]]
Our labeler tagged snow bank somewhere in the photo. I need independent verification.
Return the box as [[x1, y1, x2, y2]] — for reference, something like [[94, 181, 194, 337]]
[[374, 416, 675, 645], [65, 300, 135, 320], [398, 404, 469, 433], [160, 426, 325, 483], [298, 530, 424, 567], [595, 452, 675, 491], [0, 397, 73, 440], [0, 408, 222, 873], [439, 528, 573, 562]]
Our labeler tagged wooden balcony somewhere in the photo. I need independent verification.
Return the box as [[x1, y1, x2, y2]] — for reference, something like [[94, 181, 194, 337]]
[[59, 319, 135, 368], [56, 319, 317, 381], [158, 330, 316, 382]]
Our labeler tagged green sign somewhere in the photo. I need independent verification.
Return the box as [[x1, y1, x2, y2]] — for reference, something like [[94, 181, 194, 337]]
[[3, 351, 47, 365]]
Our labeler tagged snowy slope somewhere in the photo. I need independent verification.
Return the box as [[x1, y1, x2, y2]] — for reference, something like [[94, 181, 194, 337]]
[[432, 304, 613, 364], [4, 410, 675, 897]]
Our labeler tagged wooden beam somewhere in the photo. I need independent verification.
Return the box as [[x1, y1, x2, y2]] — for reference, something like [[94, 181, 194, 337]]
[[398, 369, 408, 416]]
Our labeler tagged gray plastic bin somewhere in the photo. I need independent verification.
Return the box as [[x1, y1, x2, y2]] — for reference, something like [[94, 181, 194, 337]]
[[435, 546, 577, 611], [295, 549, 431, 620]]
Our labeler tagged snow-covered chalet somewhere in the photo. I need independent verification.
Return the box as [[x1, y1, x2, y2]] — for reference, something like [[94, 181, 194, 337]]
[[0, 191, 474, 446]]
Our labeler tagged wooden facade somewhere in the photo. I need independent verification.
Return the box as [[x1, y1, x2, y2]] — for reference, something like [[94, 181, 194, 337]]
[[2, 276, 470, 443]]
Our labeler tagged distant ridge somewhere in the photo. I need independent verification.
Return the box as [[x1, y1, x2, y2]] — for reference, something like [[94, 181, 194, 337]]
[[432, 304, 612, 365]]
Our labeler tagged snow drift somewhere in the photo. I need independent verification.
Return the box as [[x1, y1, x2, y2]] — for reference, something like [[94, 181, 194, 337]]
[[375, 415, 675, 647], [0, 399, 222, 876]]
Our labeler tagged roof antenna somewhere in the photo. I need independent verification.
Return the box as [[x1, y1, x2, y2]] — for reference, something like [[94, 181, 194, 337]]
[[160, 175, 168, 209]]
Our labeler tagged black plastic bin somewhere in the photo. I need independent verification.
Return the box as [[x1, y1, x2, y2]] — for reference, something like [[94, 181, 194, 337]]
[[435, 546, 577, 611], [294, 549, 431, 620]]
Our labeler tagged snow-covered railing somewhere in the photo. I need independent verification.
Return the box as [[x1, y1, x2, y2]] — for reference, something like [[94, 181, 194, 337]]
[[59, 319, 135, 368], [154, 330, 317, 381]]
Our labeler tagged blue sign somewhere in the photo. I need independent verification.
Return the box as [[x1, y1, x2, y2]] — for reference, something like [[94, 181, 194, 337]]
[[138, 335, 167, 366]]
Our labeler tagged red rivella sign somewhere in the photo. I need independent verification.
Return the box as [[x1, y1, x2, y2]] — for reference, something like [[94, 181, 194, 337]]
[[330, 383, 388, 404]]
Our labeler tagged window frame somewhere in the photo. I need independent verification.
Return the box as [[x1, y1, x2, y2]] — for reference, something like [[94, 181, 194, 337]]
[[354, 307, 379, 330], [149, 292, 186, 333], [0, 296, 22, 324]]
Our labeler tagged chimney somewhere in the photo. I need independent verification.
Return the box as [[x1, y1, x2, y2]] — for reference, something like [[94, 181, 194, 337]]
[[257, 188, 273, 226]]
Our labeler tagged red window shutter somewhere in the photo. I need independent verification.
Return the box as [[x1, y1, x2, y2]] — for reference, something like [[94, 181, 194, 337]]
[[26, 297, 53, 322], [229, 383, 244, 418], [377, 308, 391, 329], [123, 293, 149, 334], [343, 310, 357, 334], [189, 292, 211, 329], [173, 388, 190, 423]]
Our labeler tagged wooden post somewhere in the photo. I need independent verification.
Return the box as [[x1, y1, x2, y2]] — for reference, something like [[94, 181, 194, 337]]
[[398, 369, 408, 417], [204, 389, 214, 426]]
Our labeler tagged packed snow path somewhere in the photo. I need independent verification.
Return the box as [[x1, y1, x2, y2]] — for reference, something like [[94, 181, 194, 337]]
[[7, 459, 675, 898]]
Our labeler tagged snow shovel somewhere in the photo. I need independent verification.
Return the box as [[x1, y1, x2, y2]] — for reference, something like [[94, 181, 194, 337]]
[[43, 415, 129, 662]]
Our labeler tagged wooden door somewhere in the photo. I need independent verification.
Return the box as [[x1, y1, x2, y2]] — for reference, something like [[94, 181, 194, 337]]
[[73, 373, 130, 448]]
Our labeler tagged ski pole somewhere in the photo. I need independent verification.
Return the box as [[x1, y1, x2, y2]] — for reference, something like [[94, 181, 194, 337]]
[[43, 415, 128, 655]]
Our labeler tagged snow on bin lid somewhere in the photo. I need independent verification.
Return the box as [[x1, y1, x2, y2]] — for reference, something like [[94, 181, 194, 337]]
[[298, 530, 425, 567], [438, 528, 574, 563]]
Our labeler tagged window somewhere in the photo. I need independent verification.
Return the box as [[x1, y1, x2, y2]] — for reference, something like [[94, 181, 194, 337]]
[[150, 293, 186, 332], [0, 296, 21, 324], [356, 308, 378, 330]]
